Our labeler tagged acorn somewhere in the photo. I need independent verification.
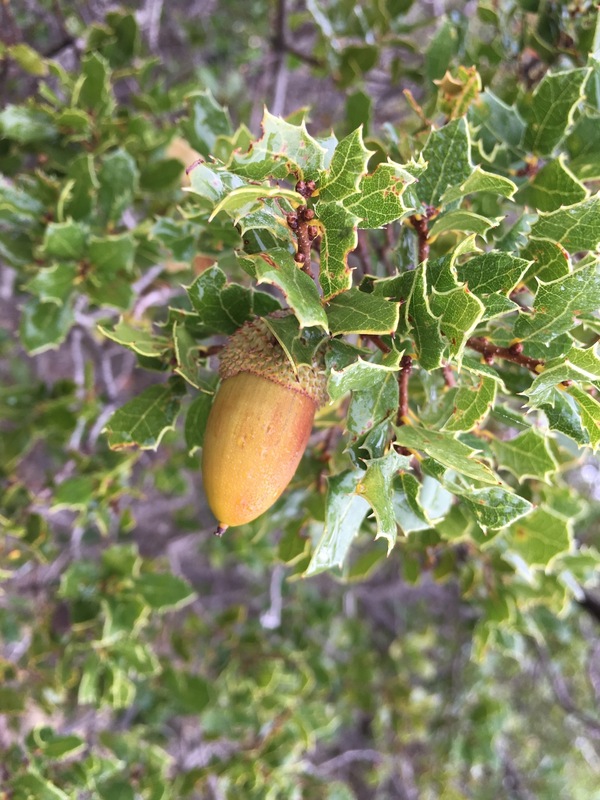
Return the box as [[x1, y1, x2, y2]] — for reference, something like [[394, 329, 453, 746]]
[[202, 317, 328, 534]]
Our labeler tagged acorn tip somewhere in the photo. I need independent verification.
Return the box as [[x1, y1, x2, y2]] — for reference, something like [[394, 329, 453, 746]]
[[214, 524, 229, 537]]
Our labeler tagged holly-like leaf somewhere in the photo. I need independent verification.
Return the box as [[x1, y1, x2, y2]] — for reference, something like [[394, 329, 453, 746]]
[[263, 314, 327, 366], [514, 261, 600, 343], [431, 285, 485, 365], [429, 210, 501, 238], [404, 266, 445, 371], [415, 117, 472, 208], [459, 486, 533, 532], [442, 376, 497, 432], [319, 127, 373, 202], [357, 451, 407, 551], [306, 471, 369, 575], [326, 288, 400, 336], [441, 165, 517, 205], [347, 372, 399, 438], [527, 194, 600, 252], [456, 252, 530, 296], [346, 161, 416, 228], [526, 345, 600, 406], [393, 425, 500, 484], [183, 89, 233, 156], [186, 264, 281, 335], [134, 573, 196, 611], [0, 105, 57, 143], [540, 389, 589, 445], [25, 263, 77, 304], [315, 200, 360, 300], [469, 90, 526, 163], [20, 298, 74, 354], [491, 428, 559, 483], [104, 378, 185, 450], [89, 233, 136, 274], [435, 65, 482, 120], [98, 318, 170, 357], [238, 249, 327, 329], [566, 384, 600, 450], [566, 114, 600, 180], [185, 391, 215, 454], [523, 67, 590, 156], [97, 148, 138, 224], [209, 184, 302, 222], [41, 220, 88, 260], [506, 506, 572, 568], [519, 155, 587, 213], [328, 351, 401, 402], [229, 110, 327, 180]]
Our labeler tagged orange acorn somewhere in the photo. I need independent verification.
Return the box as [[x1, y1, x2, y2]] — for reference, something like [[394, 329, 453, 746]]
[[201, 317, 328, 534]]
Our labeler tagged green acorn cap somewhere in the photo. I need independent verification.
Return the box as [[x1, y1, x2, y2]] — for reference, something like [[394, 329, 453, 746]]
[[219, 316, 328, 407]]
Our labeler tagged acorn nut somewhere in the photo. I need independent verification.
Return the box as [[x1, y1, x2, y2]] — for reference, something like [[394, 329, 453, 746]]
[[201, 317, 328, 534]]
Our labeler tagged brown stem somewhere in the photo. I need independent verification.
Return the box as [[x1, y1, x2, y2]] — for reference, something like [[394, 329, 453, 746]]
[[397, 354, 412, 425], [442, 362, 457, 388], [365, 335, 391, 354], [289, 190, 318, 281], [466, 337, 544, 374], [410, 213, 430, 265]]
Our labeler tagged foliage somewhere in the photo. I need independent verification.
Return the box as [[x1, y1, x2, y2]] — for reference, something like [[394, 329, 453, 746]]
[[1, 3, 600, 799]]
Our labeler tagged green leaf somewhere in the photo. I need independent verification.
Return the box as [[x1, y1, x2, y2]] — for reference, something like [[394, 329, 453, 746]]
[[306, 471, 369, 575], [134, 572, 196, 610], [416, 117, 472, 208], [459, 486, 533, 532], [347, 372, 399, 438], [319, 127, 373, 202], [431, 285, 485, 365], [104, 379, 185, 450], [393, 425, 500, 484], [526, 345, 600, 406], [33, 730, 85, 760], [441, 165, 517, 205], [404, 266, 445, 370], [263, 314, 327, 366], [326, 288, 400, 335], [527, 194, 600, 252], [442, 376, 497, 432], [139, 158, 184, 191], [209, 184, 302, 222], [98, 148, 139, 224], [187, 162, 245, 206], [0, 105, 57, 143], [98, 318, 170, 357], [53, 476, 96, 511], [186, 264, 281, 334], [566, 384, 600, 450], [6, 43, 48, 76], [229, 110, 327, 180], [89, 233, 136, 273], [20, 298, 74, 354], [76, 52, 112, 111], [328, 351, 401, 402], [11, 772, 69, 800], [185, 391, 214, 454], [520, 155, 587, 212], [238, 249, 328, 329], [429, 210, 501, 238], [357, 451, 407, 551], [25, 263, 77, 304], [540, 389, 588, 445], [316, 200, 360, 300], [523, 67, 590, 156], [347, 160, 416, 228], [469, 90, 526, 162], [183, 89, 233, 155], [41, 220, 88, 260], [566, 114, 600, 180], [514, 261, 600, 343], [456, 252, 530, 296], [393, 472, 433, 534], [491, 428, 559, 483], [506, 506, 572, 567]]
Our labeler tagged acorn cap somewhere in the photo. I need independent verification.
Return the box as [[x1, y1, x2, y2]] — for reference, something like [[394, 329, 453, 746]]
[[219, 316, 328, 407]]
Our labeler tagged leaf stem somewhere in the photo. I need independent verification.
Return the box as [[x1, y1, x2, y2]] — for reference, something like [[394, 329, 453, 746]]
[[397, 354, 412, 425]]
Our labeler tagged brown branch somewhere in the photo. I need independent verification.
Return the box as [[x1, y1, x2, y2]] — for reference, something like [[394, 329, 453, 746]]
[[409, 212, 432, 265], [397, 355, 412, 425], [442, 362, 456, 388], [466, 337, 544, 374], [365, 335, 391, 354], [288, 182, 318, 281]]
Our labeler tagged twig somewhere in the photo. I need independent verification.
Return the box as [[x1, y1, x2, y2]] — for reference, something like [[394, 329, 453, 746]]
[[365, 335, 391, 354], [442, 362, 456, 387], [288, 181, 318, 280], [409, 212, 431, 265], [466, 337, 544, 374], [397, 354, 412, 425]]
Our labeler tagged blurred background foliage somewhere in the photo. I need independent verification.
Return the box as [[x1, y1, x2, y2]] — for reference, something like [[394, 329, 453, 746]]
[[1, 1, 600, 798]]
